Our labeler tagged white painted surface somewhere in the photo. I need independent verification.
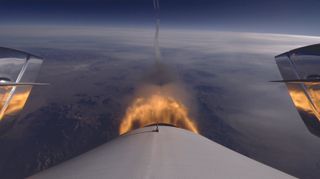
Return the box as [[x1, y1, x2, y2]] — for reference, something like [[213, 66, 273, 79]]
[[28, 126, 294, 179]]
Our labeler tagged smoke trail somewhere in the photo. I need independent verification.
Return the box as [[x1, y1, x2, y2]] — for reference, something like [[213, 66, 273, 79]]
[[118, 0, 199, 134], [153, 0, 160, 9], [143, 0, 175, 85], [147, 0, 175, 85], [153, 0, 161, 62]]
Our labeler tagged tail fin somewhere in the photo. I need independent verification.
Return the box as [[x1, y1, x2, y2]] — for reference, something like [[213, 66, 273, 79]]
[[275, 44, 320, 137], [0, 47, 44, 121]]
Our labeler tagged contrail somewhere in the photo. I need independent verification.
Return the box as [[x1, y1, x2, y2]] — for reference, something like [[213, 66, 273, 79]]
[[144, 0, 175, 85], [153, 0, 160, 9], [153, 0, 161, 62]]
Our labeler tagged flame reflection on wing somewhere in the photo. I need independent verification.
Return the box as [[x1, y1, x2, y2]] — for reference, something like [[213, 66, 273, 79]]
[[119, 94, 198, 135], [305, 83, 320, 121], [0, 89, 31, 120], [287, 83, 320, 121]]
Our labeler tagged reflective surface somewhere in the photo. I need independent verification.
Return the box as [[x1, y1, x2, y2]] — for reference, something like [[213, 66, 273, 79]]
[[275, 44, 320, 137], [0, 48, 43, 121]]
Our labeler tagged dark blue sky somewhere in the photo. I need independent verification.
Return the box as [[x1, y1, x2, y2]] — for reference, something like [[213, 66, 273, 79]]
[[1, 0, 320, 35]]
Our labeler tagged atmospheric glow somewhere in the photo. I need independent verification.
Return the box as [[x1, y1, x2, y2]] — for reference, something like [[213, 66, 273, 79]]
[[119, 94, 198, 135]]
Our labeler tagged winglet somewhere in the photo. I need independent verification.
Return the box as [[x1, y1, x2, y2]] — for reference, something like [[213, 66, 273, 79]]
[[0, 47, 46, 122], [274, 44, 320, 137]]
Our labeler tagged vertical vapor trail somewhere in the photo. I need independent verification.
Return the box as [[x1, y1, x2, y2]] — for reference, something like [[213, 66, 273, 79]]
[[118, 0, 199, 134], [145, 0, 174, 85], [153, 0, 161, 62]]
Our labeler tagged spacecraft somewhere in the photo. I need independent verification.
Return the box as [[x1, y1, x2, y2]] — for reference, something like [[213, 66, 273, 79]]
[[0, 45, 295, 178], [0, 0, 317, 176], [27, 124, 293, 179]]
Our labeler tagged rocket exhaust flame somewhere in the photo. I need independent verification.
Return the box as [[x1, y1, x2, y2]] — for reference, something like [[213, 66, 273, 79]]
[[119, 93, 198, 135], [119, 0, 198, 134]]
